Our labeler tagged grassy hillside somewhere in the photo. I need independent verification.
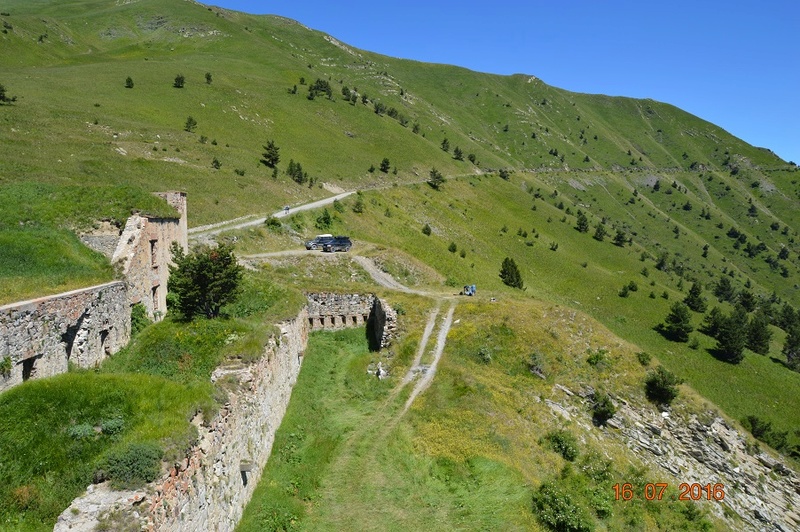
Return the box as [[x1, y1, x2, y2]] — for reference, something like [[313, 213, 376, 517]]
[[1, 0, 799, 529]]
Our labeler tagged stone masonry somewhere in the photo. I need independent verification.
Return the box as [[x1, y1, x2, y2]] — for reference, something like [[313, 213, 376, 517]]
[[0, 281, 130, 393], [56, 309, 310, 532], [305, 292, 397, 349], [112, 191, 188, 320]]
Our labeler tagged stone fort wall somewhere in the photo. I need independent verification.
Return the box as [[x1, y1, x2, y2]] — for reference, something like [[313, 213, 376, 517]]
[[306, 292, 397, 349], [55, 294, 398, 531], [0, 281, 130, 393]]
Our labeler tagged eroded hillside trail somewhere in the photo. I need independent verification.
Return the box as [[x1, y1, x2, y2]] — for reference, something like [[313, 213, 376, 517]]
[[244, 248, 461, 525]]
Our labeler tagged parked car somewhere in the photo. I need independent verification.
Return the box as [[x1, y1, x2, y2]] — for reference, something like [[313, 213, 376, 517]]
[[305, 234, 334, 250], [323, 236, 352, 252]]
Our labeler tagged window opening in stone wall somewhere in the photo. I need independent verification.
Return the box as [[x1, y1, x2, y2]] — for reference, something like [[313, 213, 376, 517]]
[[22, 357, 37, 381], [340, 315, 347, 327], [152, 286, 159, 312], [100, 329, 110, 356], [150, 239, 158, 267], [352, 315, 358, 325]]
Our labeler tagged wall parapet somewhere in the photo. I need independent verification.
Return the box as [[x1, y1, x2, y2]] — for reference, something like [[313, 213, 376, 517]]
[[305, 292, 397, 349], [0, 281, 129, 393], [55, 294, 397, 530]]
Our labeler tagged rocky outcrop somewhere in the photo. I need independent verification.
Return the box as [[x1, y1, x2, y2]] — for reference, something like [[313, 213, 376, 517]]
[[0, 281, 129, 393], [545, 386, 800, 531], [612, 402, 800, 532]]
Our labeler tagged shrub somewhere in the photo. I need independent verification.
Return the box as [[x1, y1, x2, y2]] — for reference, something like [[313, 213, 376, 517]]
[[0, 355, 11, 378], [532, 482, 593, 532], [105, 442, 163, 488], [101, 417, 125, 436], [591, 392, 616, 426], [586, 349, 607, 368], [124, 76, 134, 89], [173, 74, 185, 88], [184, 116, 197, 132], [168, 243, 244, 320], [66, 423, 96, 440], [477, 346, 492, 364], [130, 303, 152, 337], [636, 352, 651, 366], [645, 366, 683, 405], [422, 223, 431, 236], [543, 430, 579, 461], [448, 242, 457, 253]]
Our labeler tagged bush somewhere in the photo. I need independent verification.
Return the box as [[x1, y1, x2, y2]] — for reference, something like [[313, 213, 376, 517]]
[[532, 482, 594, 532], [105, 442, 163, 488], [543, 430, 579, 461], [645, 366, 683, 405], [168, 243, 244, 320], [101, 417, 125, 436], [591, 392, 616, 426], [636, 352, 651, 366], [422, 223, 431, 236], [129, 304, 149, 337]]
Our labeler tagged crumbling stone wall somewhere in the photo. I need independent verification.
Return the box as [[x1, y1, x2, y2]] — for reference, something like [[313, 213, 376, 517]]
[[0, 281, 129, 393], [305, 292, 397, 349], [112, 191, 187, 320], [56, 310, 310, 532]]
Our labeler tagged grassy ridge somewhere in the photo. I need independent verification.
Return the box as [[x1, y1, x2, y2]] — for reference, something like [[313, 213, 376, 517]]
[[0, 373, 209, 531], [240, 308, 724, 530], [274, 172, 800, 453], [0, 269, 305, 530]]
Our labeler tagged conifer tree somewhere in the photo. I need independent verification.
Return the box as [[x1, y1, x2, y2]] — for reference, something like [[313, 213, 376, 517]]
[[747, 309, 772, 355], [716, 305, 749, 363], [592, 223, 607, 242], [575, 210, 589, 233], [783, 323, 800, 371], [663, 301, 693, 342], [499, 257, 524, 290], [683, 282, 707, 312], [260, 140, 280, 168]]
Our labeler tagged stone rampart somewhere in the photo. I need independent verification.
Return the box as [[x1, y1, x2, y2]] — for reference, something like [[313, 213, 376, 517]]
[[56, 310, 310, 531], [306, 292, 397, 349], [0, 281, 129, 393]]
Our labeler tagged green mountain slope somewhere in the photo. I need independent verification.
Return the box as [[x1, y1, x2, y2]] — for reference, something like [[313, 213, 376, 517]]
[[1, 1, 800, 529]]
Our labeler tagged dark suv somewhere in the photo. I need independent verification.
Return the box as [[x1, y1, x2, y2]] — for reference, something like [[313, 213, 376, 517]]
[[305, 234, 334, 250], [323, 236, 352, 252]]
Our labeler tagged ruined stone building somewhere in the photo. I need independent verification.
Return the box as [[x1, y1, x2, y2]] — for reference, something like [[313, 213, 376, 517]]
[[111, 191, 188, 320], [0, 192, 188, 392]]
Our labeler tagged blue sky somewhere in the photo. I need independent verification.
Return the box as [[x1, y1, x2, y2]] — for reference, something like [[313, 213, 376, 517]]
[[213, 1, 799, 164]]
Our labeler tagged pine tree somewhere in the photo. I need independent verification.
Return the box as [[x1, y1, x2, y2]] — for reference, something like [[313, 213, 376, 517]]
[[592, 223, 607, 242], [701, 306, 725, 338], [575, 210, 589, 233], [714, 276, 735, 302], [716, 305, 749, 363], [379, 157, 391, 173], [683, 282, 707, 312], [663, 301, 693, 342], [499, 257, 524, 290], [260, 140, 280, 168], [453, 146, 463, 160], [125, 76, 134, 89], [747, 309, 772, 355], [783, 324, 800, 371], [428, 167, 445, 190], [613, 229, 627, 247]]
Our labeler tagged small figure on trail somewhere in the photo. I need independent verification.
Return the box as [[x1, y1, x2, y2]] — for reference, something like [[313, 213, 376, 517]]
[[284, 205, 290, 215]]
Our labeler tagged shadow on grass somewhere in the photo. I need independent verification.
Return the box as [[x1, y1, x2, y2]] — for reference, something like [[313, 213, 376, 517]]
[[769, 356, 790, 369], [706, 347, 744, 365]]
